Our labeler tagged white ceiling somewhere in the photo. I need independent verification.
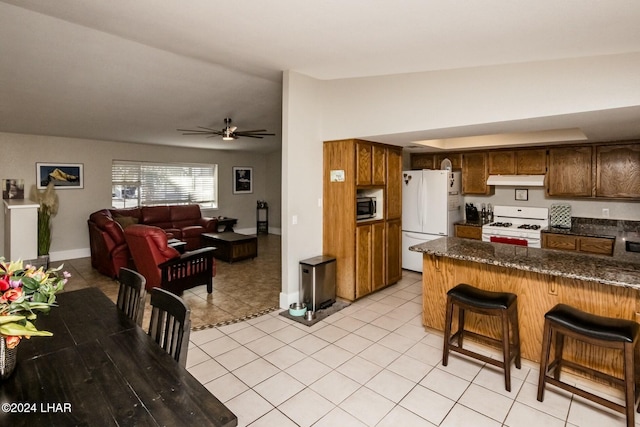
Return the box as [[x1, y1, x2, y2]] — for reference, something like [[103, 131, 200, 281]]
[[1, 0, 640, 152]]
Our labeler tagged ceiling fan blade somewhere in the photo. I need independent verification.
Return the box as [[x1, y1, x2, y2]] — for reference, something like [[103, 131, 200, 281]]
[[238, 134, 266, 139], [236, 131, 275, 136], [235, 129, 267, 133]]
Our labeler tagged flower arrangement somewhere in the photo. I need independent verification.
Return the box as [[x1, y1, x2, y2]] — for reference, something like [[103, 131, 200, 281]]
[[0, 258, 70, 349]]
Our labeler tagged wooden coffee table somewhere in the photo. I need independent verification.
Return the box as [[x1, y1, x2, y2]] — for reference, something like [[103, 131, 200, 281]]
[[201, 232, 258, 263]]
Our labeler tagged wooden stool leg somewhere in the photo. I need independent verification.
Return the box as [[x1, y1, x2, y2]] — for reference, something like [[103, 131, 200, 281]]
[[501, 310, 512, 392], [537, 319, 553, 402], [511, 304, 521, 369], [553, 331, 565, 381], [457, 307, 465, 348], [623, 341, 635, 427], [442, 297, 454, 366]]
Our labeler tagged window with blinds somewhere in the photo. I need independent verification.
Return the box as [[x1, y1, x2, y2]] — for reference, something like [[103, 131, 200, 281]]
[[112, 161, 218, 209]]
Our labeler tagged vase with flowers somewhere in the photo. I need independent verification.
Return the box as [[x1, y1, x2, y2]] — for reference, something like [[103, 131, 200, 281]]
[[0, 258, 70, 379], [29, 182, 59, 269]]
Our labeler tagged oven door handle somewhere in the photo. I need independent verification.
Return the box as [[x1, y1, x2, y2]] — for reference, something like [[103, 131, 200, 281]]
[[489, 236, 528, 246]]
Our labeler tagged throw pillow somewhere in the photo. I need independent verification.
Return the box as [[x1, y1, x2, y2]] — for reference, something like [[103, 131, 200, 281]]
[[114, 215, 139, 229]]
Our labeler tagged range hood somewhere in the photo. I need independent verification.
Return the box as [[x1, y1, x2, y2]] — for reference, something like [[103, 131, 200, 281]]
[[486, 175, 545, 186]]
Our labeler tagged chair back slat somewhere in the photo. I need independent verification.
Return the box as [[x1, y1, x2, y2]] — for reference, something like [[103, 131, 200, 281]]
[[116, 268, 147, 326], [148, 288, 191, 367]]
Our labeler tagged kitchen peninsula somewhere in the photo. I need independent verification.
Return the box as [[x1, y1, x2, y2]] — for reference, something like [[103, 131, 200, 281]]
[[411, 237, 640, 378]]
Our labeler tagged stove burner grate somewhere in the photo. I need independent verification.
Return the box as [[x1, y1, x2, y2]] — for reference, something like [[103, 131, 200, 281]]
[[488, 222, 512, 227], [517, 224, 541, 230]]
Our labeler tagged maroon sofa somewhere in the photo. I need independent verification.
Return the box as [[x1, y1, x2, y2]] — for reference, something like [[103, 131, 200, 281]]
[[88, 205, 218, 278]]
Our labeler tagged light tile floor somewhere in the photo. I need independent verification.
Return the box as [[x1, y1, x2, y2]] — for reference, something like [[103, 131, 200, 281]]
[[187, 270, 637, 427]]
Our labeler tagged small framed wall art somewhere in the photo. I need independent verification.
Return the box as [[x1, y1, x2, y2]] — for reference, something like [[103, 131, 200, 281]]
[[37, 163, 84, 189], [515, 188, 528, 201], [233, 167, 253, 194]]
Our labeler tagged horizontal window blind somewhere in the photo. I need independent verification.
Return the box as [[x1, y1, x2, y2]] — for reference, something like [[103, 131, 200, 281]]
[[112, 161, 217, 208]]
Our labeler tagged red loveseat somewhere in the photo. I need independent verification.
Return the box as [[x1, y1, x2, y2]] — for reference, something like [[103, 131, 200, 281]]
[[88, 205, 218, 278]]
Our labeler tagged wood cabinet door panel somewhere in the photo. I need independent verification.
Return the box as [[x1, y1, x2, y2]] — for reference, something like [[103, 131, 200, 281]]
[[386, 219, 402, 285], [488, 151, 515, 175], [516, 149, 547, 174], [455, 225, 482, 240], [355, 225, 372, 298], [543, 233, 578, 251], [411, 154, 434, 170], [371, 222, 386, 291], [578, 236, 614, 256], [462, 152, 490, 194], [547, 147, 592, 197], [596, 144, 640, 198], [435, 153, 462, 170], [386, 148, 403, 219], [372, 145, 386, 185], [356, 142, 372, 186]]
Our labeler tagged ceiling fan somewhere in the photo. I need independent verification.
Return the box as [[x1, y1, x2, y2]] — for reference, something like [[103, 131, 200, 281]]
[[178, 118, 274, 140]]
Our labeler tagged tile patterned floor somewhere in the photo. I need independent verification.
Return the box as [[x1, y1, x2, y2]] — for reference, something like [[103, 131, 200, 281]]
[[187, 270, 638, 427], [57, 234, 281, 329]]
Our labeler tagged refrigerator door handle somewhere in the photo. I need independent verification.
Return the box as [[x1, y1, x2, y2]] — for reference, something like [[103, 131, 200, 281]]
[[417, 173, 423, 228]]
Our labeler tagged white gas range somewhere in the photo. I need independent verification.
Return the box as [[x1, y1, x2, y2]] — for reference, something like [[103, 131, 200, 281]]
[[481, 206, 549, 248]]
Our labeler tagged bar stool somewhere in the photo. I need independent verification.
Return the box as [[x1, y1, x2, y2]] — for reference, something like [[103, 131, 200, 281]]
[[442, 283, 521, 391], [537, 304, 640, 427]]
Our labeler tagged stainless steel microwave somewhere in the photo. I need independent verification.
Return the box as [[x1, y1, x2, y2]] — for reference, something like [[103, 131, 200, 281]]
[[356, 196, 376, 220]]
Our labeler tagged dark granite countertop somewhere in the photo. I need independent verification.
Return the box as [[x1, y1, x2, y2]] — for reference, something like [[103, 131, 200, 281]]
[[410, 236, 640, 290]]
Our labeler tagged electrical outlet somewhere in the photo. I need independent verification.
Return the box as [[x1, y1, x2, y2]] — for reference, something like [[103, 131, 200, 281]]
[[602, 208, 610, 218], [292, 215, 298, 225]]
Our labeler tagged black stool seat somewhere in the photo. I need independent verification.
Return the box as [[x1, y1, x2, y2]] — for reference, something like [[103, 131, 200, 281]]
[[545, 304, 639, 343], [443, 283, 521, 392], [538, 304, 640, 427], [447, 283, 517, 311]]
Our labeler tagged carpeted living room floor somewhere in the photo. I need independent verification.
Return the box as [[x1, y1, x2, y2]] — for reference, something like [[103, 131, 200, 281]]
[[55, 234, 281, 330]]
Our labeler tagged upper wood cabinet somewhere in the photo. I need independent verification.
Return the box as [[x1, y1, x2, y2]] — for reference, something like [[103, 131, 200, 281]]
[[356, 141, 386, 186], [462, 152, 491, 195], [386, 147, 403, 220], [547, 146, 592, 197], [488, 151, 516, 175], [516, 149, 547, 174], [435, 153, 462, 170], [596, 144, 640, 198], [410, 153, 434, 170], [488, 149, 546, 175]]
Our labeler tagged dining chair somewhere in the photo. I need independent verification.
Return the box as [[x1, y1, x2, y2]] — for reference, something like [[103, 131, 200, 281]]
[[148, 287, 191, 367], [116, 267, 147, 327]]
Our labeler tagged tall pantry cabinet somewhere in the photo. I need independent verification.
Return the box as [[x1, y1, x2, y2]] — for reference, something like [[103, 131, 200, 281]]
[[323, 139, 403, 301]]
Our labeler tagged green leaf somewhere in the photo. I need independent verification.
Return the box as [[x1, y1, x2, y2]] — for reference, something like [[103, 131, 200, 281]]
[[0, 321, 53, 337]]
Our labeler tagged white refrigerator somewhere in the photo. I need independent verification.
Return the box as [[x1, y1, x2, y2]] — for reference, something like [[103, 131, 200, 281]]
[[402, 169, 462, 272]]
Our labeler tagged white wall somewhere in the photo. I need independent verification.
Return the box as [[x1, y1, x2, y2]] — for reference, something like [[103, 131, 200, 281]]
[[280, 53, 640, 306], [0, 132, 280, 261], [280, 71, 324, 308]]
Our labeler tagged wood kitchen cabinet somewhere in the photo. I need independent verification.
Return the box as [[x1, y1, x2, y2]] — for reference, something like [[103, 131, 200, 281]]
[[547, 146, 592, 197], [542, 233, 614, 256], [356, 222, 385, 298], [462, 152, 492, 195], [455, 224, 482, 240], [410, 153, 434, 170], [435, 153, 462, 170], [324, 139, 402, 301], [488, 149, 547, 175], [596, 144, 640, 198], [357, 141, 386, 186], [386, 147, 403, 220], [386, 219, 402, 285]]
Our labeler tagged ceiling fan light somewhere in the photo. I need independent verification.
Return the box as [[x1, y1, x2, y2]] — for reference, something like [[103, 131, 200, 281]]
[[222, 136, 234, 141]]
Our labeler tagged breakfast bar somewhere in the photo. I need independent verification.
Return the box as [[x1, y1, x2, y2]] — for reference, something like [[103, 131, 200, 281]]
[[411, 237, 640, 379]]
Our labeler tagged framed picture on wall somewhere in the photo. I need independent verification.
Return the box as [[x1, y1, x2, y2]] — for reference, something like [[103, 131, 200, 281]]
[[233, 167, 253, 194], [515, 188, 528, 201], [36, 163, 84, 189]]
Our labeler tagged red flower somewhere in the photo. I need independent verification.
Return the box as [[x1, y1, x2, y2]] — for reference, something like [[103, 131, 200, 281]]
[[0, 288, 22, 303], [0, 278, 9, 291], [5, 336, 21, 349]]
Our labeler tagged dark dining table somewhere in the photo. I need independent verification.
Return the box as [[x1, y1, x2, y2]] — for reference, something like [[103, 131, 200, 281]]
[[0, 287, 237, 427]]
